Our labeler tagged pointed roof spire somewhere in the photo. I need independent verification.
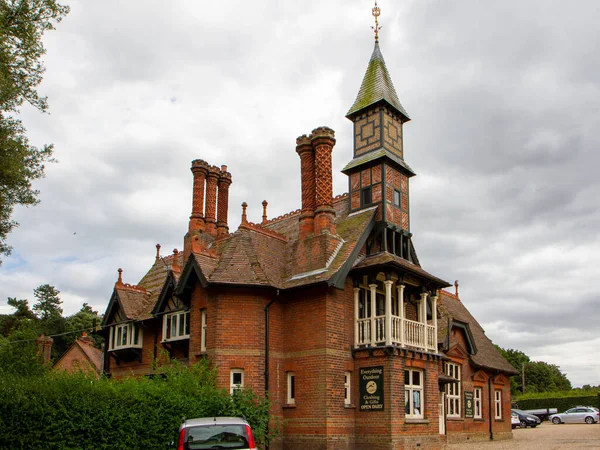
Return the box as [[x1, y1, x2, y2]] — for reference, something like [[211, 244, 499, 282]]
[[346, 2, 410, 122]]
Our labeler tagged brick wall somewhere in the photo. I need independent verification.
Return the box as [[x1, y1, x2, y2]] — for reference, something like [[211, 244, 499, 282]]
[[445, 328, 514, 443]]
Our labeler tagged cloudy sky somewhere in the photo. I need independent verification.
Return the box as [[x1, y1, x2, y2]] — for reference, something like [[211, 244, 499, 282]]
[[2, 0, 599, 387]]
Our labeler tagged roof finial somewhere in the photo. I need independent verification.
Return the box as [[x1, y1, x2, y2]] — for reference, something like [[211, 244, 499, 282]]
[[155, 243, 161, 262], [454, 280, 459, 297], [372, 1, 381, 43]]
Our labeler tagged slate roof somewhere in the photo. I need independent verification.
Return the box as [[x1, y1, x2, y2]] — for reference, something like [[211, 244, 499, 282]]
[[346, 42, 410, 121], [437, 290, 519, 375]]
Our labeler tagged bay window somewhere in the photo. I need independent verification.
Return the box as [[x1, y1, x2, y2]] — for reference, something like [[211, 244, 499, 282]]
[[109, 322, 142, 351], [162, 310, 190, 342]]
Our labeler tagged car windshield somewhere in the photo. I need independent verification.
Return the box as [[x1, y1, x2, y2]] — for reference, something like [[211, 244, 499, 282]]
[[512, 409, 524, 414], [184, 424, 249, 450]]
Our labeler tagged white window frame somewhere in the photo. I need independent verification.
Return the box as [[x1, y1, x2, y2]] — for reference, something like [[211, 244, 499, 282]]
[[109, 322, 143, 351], [474, 387, 482, 419], [404, 368, 424, 419], [162, 310, 190, 342], [287, 372, 296, 405], [230, 369, 244, 394], [344, 371, 352, 405], [494, 389, 502, 419], [445, 362, 461, 418], [200, 309, 207, 352]]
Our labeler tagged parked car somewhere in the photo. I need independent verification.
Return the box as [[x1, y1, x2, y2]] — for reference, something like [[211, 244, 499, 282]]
[[511, 412, 521, 429], [170, 417, 257, 450], [549, 406, 600, 424], [511, 409, 541, 428]]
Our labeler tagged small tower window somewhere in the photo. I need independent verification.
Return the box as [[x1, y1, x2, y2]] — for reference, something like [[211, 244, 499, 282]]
[[361, 186, 372, 206], [393, 189, 401, 207]]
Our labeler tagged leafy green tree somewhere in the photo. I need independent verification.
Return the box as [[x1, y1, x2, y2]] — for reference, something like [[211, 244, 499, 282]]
[[64, 302, 103, 348], [32, 283, 62, 320], [0, 0, 69, 264], [496, 345, 572, 396], [525, 361, 571, 393], [0, 319, 47, 376], [7, 297, 34, 319], [1, 297, 35, 336], [496, 346, 530, 395]]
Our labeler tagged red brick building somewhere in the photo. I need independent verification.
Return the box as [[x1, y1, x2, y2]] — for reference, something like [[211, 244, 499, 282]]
[[52, 332, 103, 377], [101, 28, 517, 450]]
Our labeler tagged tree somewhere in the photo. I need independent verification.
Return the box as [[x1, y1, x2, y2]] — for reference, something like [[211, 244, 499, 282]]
[[496, 345, 572, 395], [1, 297, 35, 336], [63, 302, 103, 348], [32, 283, 62, 320], [0, 0, 69, 264]]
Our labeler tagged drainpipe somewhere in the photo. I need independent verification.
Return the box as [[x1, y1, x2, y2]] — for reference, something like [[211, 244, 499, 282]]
[[264, 294, 278, 392], [264, 292, 278, 450], [488, 371, 499, 440]]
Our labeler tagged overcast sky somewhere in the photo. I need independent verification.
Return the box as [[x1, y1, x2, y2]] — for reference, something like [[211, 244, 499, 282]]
[[1, 0, 599, 387]]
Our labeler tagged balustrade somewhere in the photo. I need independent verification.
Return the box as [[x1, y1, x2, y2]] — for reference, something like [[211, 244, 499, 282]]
[[356, 316, 436, 352]]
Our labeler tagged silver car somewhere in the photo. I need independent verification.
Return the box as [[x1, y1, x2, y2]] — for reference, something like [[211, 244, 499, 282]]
[[170, 417, 257, 449], [549, 406, 599, 424]]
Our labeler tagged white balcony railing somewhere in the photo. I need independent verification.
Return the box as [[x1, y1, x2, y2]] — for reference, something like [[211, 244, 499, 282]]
[[356, 316, 436, 353]]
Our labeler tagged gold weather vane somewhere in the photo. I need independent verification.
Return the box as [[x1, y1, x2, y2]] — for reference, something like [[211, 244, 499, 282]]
[[372, 1, 381, 43]]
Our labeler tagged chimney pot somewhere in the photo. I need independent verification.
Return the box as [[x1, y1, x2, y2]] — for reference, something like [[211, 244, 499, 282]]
[[241, 202, 248, 225], [217, 166, 233, 238], [262, 200, 268, 224]]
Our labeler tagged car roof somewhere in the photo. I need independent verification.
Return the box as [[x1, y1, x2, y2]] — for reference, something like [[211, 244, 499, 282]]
[[183, 417, 248, 427]]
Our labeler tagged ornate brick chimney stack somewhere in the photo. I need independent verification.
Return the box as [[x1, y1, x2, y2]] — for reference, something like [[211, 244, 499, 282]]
[[311, 127, 336, 235], [216, 165, 232, 238], [204, 165, 220, 236], [296, 134, 316, 239], [189, 159, 209, 233]]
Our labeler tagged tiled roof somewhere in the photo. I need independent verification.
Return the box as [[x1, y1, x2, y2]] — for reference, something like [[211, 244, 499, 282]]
[[346, 43, 410, 121], [341, 147, 415, 176], [52, 337, 103, 374], [208, 226, 287, 287], [113, 252, 185, 322], [114, 288, 149, 320], [75, 340, 103, 373], [354, 252, 450, 288], [437, 290, 519, 375], [189, 195, 374, 290]]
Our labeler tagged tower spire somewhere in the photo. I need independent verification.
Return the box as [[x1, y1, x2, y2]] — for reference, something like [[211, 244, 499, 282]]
[[372, 1, 381, 43]]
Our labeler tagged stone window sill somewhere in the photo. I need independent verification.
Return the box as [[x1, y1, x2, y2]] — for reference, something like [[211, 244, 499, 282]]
[[405, 419, 430, 424], [282, 404, 296, 409]]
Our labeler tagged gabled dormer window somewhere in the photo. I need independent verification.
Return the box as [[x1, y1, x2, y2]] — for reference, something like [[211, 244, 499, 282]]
[[162, 310, 190, 342], [109, 323, 142, 351]]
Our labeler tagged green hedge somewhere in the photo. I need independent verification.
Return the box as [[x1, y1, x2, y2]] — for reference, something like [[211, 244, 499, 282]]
[[0, 360, 276, 450], [516, 395, 599, 413]]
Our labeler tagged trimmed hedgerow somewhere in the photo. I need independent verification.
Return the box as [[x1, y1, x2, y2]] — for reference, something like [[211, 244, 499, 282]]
[[516, 394, 599, 413], [0, 359, 278, 450]]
